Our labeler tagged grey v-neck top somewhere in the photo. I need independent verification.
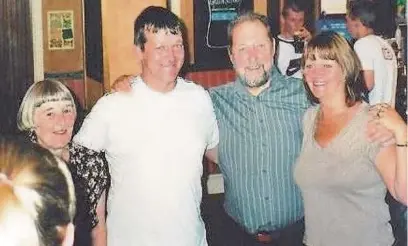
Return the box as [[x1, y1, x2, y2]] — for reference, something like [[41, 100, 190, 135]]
[[294, 103, 394, 246]]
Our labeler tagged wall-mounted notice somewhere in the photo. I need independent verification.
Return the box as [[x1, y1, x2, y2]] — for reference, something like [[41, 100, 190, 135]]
[[193, 0, 253, 70], [48, 10, 74, 50], [206, 0, 243, 48]]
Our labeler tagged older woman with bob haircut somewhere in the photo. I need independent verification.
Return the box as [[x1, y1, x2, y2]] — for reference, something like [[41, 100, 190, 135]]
[[17, 79, 109, 246], [294, 31, 407, 246], [0, 137, 76, 246]]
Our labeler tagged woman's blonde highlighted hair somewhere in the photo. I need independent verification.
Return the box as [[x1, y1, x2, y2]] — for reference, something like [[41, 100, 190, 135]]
[[302, 31, 368, 106]]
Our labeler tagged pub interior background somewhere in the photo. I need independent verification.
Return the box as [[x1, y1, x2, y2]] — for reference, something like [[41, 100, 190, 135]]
[[0, 0, 406, 245]]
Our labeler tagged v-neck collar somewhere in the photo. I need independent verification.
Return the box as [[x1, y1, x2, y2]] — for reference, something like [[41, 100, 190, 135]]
[[312, 103, 366, 150]]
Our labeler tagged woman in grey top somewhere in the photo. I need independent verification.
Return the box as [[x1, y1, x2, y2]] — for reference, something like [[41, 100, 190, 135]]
[[294, 31, 407, 246]]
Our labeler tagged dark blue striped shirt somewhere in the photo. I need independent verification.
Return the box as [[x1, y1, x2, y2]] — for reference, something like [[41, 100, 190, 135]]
[[209, 67, 310, 233]]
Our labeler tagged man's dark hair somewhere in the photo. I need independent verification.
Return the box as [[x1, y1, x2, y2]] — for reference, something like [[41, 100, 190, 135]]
[[282, 0, 306, 17], [133, 6, 183, 50], [347, 0, 377, 29]]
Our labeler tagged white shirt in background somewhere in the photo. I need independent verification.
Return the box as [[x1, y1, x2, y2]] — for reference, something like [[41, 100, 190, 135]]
[[354, 34, 398, 106], [275, 34, 304, 79]]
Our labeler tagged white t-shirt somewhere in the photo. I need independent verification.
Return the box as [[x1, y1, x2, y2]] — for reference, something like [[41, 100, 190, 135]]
[[354, 34, 398, 106], [74, 76, 219, 246], [275, 34, 304, 79]]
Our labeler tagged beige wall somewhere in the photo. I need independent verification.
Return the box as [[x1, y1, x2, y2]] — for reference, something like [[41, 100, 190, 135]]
[[254, 0, 267, 15], [85, 76, 104, 108], [101, 0, 166, 90], [171, 0, 195, 63]]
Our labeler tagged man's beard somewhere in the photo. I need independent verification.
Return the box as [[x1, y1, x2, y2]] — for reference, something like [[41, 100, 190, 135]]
[[238, 65, 271, 88]]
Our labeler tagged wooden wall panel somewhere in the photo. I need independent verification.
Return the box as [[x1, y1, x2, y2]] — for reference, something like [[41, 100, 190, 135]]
[[85, 77, 104, 109], [254, 0, 267, 15], [42, 0, 84, 73], [178, 0, 195, 63]]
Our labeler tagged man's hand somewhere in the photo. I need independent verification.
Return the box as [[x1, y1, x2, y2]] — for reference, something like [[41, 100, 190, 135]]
[[366, 104, 401, 146], [370, 104, 406, 134], [296, 27, 312, 42], [368, 103, 407, 145], [205, 146, 218, 164], [367, 120, 396, 146], [111, 74, 134, 93]]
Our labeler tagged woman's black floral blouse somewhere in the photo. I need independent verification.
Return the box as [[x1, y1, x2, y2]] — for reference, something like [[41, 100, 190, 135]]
[[29, 131, 110, 227], [69, 141, 110, 227]]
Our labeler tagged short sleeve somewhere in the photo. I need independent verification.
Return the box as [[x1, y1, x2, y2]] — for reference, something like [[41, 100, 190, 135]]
[[301, 107, 318, 139], [367, 140, 382, 163], [361, 108, 382, 163], [204, 90, 219, 149], [354, 40, 374, 70], [73, 95, 112, 151]]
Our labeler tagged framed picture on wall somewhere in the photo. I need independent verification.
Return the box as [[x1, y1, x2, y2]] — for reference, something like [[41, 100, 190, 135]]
[[47, 10, 75, 50], [191, 0, 253, 71]]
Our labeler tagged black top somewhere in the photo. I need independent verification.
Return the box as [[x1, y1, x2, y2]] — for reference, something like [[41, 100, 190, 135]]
[[29, 132, 110, 245]]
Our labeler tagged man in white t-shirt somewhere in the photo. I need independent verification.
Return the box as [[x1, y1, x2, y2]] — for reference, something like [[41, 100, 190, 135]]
[[275, 0, 312, 79], [346, 0, 398, 106], [74, 6, 219, 246]]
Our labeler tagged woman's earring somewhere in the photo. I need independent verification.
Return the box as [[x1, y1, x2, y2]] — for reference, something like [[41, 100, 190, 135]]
[[28, 128, 37, 142]]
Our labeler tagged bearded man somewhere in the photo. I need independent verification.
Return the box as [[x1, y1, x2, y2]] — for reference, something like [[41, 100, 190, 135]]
[[208, 12, 309, 246]]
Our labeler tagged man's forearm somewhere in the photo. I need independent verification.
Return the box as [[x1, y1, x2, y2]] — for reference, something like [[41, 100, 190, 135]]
[[205, 146, 218, 164]]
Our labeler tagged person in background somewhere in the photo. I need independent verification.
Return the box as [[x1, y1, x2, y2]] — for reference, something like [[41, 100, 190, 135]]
[[294, 31, 407, 246], [74, 6, 218, 246], [209, 12, 309, 246], [347, 2, 407, 245], [346, 0, 398, 106], [275, 0, 312, 79], [0, 137, 76, 246], [17, 79, 109, 246]]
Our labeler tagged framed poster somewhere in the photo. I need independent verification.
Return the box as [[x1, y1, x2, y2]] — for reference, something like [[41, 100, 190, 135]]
[[192, 0, 253, 71], [47, 10, 75, 50]]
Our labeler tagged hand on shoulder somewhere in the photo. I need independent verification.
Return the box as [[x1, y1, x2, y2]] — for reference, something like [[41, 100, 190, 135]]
[[367, 103, 407, 146], [111, 74, 135, 93]]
